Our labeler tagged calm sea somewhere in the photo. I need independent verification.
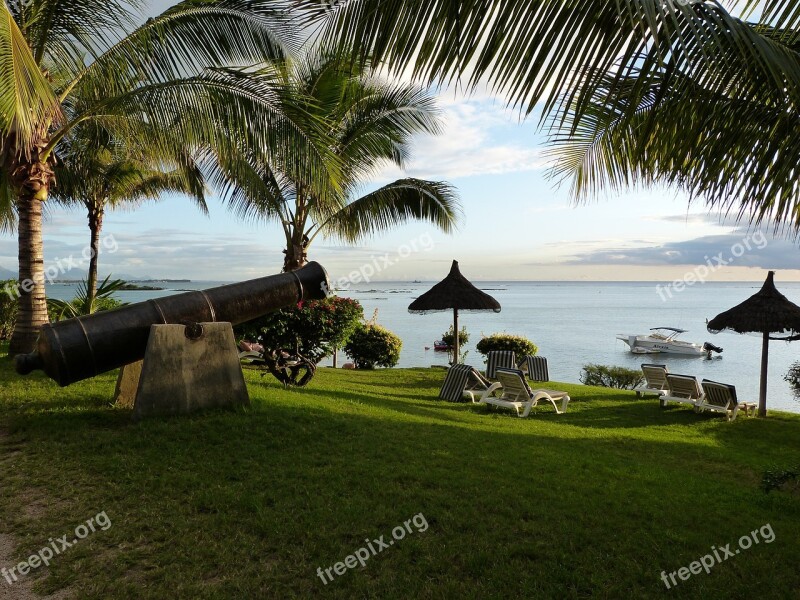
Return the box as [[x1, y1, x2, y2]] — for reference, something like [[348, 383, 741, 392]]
[[46, 280, 800, 414]]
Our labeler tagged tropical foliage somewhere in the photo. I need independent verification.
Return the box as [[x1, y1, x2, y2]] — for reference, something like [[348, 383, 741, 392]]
[[785, 361, 800, 389], [344, 323, 402, 369], [300, 1, 800, 229], [47, 276, 126, 321], [51, 123, 207, 307], [580, 364, 645, 390], [218, 50, 462, 271], [235, 296, 364, 364], [0, 1, 334, 353], [440, 325, 469, 349], [0, 280, 16, 339], [476, 333, 537, 358]]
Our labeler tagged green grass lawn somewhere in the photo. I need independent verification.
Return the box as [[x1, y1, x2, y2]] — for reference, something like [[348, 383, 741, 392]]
[[1, 348, 799, 599]]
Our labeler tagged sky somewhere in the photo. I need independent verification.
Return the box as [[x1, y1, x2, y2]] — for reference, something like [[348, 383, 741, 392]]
[[0, 0, 796, 284]]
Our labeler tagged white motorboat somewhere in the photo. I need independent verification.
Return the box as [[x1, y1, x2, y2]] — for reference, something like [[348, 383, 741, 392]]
[[616, 327, 723, 357]]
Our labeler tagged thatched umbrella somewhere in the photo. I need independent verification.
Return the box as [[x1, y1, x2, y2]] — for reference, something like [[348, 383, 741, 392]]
[[408, 260, 501, 363], [707, 271, 800, 417]]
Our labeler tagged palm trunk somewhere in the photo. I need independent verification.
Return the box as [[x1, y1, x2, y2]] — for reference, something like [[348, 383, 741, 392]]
[[282, 228, 308, 272], [8, 152, 55, 354], [9, 192, 50, 353], [86, 204, 104, 310]]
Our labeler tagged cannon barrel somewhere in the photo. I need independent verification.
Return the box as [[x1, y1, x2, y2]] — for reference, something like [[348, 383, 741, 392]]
[[15, 262, 329, 386]]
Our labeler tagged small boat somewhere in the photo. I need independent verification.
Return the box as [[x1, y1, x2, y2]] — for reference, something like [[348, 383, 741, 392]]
[[616, 327, 723, 357], [433, 340, 451, 351]]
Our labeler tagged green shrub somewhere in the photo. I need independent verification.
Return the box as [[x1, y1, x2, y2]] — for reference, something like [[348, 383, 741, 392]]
[[234, 296, 363, 364], [476, 333, 537, 358], [47, 276, 126, 321], [0, 280, 17, 340], [344, 323, 402, 369], [441, 325, 468, 348], [580, 364, 644, 390], [784, 363, 800, 389]]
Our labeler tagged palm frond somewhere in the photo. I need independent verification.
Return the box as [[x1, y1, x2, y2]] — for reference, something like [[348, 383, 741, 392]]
[[66, 0, 296, 103], [319, 178, 461, 243], [301, 0, 800, 228], [0, 5, 60, 152]]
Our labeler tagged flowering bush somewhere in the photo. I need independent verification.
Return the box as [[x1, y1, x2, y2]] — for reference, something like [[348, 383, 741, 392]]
[[234, 296, 363, 364], [344, 323, 402, 369], [475, 334, 537, 358]]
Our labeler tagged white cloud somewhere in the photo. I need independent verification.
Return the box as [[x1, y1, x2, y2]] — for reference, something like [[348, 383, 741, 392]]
[[375, 98, 547, 182]]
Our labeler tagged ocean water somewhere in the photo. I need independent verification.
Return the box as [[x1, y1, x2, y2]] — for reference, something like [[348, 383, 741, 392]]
[[46, 280, 800, 414]]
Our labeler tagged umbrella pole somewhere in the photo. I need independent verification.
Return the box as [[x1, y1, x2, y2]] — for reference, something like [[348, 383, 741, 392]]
[[759, 331, 769, 417], [453, 308, 459, 365]]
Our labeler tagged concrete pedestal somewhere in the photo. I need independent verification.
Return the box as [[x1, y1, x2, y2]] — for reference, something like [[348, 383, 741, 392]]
[[114, 322, 249, 420]]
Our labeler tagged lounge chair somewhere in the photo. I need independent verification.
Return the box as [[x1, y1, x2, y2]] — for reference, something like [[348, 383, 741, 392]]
[[660, 374, 704, 411], [519, 355, 550, 382], [633, 364, 669, 398], [485, 350, 516, 379], [439, 363, 493, 402], [699, 380, 756, 421], [476, 368, 570, 416]]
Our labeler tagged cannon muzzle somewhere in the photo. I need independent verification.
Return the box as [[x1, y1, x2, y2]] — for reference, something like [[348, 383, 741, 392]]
[[16, 262, 329, 386]]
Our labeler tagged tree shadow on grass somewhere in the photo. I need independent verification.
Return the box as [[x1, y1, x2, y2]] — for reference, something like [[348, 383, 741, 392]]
[[3, 395, 800, 600]]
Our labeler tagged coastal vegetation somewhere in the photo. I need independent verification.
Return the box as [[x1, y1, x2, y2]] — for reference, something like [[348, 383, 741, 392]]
[[216, 50, 462, 272], [51, 125, 207, 308], [580, 364, 645, 390], [235, 296, 364, 364], [0, 1, 327, 353], [344, 323, 403, 369], [303, 1, 799, 229], [475, 333, 538, 358], [46, 276, 126, 321], [0, 356, 798, 598]]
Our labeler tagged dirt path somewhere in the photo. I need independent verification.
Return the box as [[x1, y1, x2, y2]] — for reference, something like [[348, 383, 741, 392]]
[[0, 429, 72, 599]]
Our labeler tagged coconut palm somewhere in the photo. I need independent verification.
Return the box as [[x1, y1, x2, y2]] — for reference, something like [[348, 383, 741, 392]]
[[51, 123, 207, 308], [300, 1, 800, 228], [0, 1, 335, 354], [220, 52, 461, 272]]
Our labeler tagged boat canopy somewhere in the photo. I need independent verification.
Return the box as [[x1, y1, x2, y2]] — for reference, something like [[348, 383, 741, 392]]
[[650, 327, 687, 333]]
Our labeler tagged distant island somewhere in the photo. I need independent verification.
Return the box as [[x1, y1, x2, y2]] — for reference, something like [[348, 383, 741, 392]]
[[131, 279, 191, 283], [119, 283, 165, 291]]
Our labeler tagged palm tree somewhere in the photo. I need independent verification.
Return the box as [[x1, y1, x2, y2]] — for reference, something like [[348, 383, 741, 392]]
[[0, 1, 335, 354], [299, 1, 800, 228], [221, 52, 462, 272], [51, 124, 207, 307]]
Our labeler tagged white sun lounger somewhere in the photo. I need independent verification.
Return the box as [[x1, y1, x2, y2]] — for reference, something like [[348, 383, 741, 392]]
[[475, 368, 570, 416], [660, 374, 704, 411], [634, 363, 669, 398], [699, 380, 756, 421]]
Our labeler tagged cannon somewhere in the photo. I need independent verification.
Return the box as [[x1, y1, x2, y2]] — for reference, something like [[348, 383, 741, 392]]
[[15, 262, 330, 418]]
